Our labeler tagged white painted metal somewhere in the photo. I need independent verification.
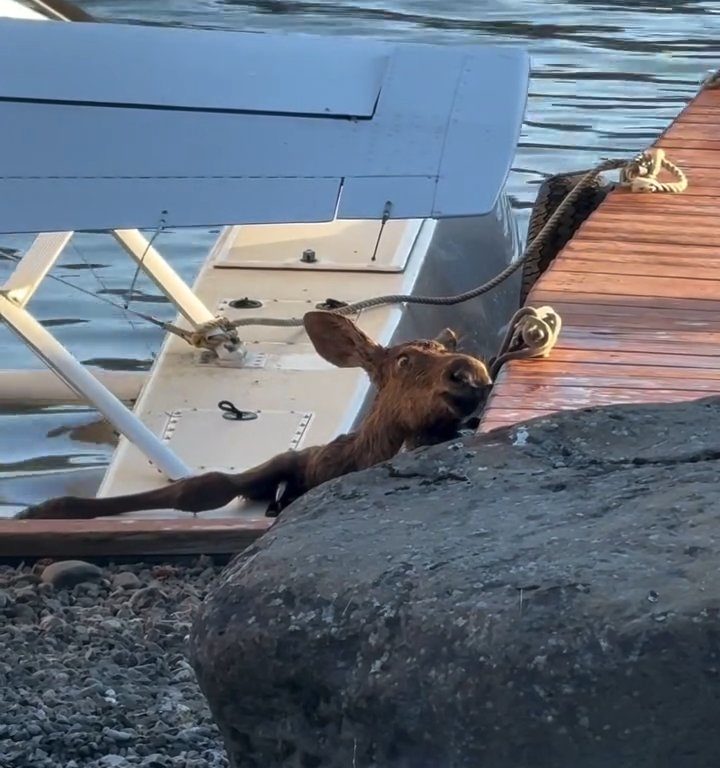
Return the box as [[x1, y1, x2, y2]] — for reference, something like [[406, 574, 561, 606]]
[[214, 219, 422, 273], [2, 231, 72, 306], [161, 409, 313, 473], [0, 18, 529, 232], [0, 0, 44, 19], [0, 19, 388, 117], [0, 294, 192, 480], [0, 173, 343, 234]]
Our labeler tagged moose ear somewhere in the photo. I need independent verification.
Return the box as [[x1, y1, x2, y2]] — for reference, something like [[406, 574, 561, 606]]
[[303, 311, 383, 372], [434, 328, 458, 351]]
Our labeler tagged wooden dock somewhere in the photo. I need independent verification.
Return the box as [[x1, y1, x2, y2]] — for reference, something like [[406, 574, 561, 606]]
[[479, 83, 720, 433]]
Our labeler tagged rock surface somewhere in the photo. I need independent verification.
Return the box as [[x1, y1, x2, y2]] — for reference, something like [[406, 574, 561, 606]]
[[190, 396, 720, 768]]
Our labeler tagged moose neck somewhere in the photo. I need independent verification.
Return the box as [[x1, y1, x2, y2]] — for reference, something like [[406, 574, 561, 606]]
[[306, 396, 408, 489], [351, 403, 408, 469]]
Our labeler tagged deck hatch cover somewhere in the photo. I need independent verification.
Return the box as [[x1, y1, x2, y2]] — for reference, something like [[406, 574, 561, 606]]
[[214, 219, 422, 273], [0, 20, 388, 117], [161, 409, 313, 473]]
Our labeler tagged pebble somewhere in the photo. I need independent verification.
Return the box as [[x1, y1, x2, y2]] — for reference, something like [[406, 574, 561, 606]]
[[41, 560, 104, 589], [100, 757, 129, 768], [113, 572, 142, 590], [0, 558, 229, 768], [129, 586, 166, 611], [11, 603, 37, 624]]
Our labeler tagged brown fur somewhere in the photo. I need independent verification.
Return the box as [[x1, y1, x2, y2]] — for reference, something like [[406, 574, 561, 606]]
[[16, 311, 491, 521]]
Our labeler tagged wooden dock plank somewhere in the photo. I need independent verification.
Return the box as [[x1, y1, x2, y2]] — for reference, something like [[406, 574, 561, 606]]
[[551, 259, 720, 280], [486, 385, 706, 409], [0, 518, 271, 559], [531, 290, 720, 313], [479, 81, 720, 434], [511, 347, 720, 370], [499, 357, 720, 380], [537, 272, 720, 301]]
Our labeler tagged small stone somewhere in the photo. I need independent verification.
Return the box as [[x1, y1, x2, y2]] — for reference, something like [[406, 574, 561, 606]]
[[141, 754, 172, 767], [129, 586, 166, 611], [11, 603, 36, 624], [41, 560, 103, 589], [103, 618, 124, 632], [39, 615, 66, 633], [32, 558, 53, 577], [99, 756, 128, 768], [74, 581, 103, 598], [14, 585, 38, 602], [112, 571, 141, 590], [0, 558, 226, 768], [104, 728, 135, 742], [12, 573, 40, 587]]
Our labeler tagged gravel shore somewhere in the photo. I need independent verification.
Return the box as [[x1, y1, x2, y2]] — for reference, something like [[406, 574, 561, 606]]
[[0, 556, 229, 768]]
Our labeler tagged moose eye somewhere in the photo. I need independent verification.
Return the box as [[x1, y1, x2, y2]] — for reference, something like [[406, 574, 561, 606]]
[[396, 354, 410, 369]]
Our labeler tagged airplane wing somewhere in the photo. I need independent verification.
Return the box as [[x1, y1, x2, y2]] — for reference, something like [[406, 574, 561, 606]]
[[0, 18, 528, 233]]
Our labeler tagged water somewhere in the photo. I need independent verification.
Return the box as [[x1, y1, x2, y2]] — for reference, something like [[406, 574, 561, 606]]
[[0, 0, 717, 513]]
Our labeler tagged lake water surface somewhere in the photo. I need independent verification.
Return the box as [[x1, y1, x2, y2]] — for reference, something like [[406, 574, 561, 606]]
[[0, 0, 717, 513]]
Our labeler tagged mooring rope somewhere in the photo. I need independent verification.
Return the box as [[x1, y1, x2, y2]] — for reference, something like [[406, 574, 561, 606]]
[[167, 148, 686, 351]]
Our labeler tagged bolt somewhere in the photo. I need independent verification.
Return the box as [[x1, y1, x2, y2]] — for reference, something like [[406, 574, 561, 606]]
[[301, 248, 317, 264]]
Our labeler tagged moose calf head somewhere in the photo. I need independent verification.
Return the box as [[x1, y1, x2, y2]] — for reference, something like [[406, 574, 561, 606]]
[[304, 311, 493, 448]]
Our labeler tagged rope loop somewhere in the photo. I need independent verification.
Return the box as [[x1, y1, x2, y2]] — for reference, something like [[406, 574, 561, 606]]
[[163, 316, 242, 353], [619, 148, 688, 194], [185, 317, 240, 350], [489, 306, 563, 380]]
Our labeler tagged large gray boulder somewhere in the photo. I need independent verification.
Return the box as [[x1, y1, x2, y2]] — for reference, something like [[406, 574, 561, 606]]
[[189, 397, 720, 768]]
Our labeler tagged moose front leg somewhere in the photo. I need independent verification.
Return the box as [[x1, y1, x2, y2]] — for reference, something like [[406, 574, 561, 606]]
[[16, 472, 247, 520], [15, 451, 306, 521]]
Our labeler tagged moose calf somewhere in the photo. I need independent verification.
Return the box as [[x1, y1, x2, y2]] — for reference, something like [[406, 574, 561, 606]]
[[18, 311, 492, 521]]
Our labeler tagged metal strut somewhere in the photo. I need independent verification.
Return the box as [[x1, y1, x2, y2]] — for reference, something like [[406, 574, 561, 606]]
[[0, 227, 245, 479]]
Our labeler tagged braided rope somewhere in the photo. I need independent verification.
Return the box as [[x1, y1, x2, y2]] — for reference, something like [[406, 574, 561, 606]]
[[169, 149, 686, 350], [619, 148, 688, 194]]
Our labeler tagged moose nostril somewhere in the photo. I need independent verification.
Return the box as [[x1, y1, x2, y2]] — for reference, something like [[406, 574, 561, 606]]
[[451, 368, 482, 388], [450, 368, 470, 385], [449, 361, 492, 388]]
